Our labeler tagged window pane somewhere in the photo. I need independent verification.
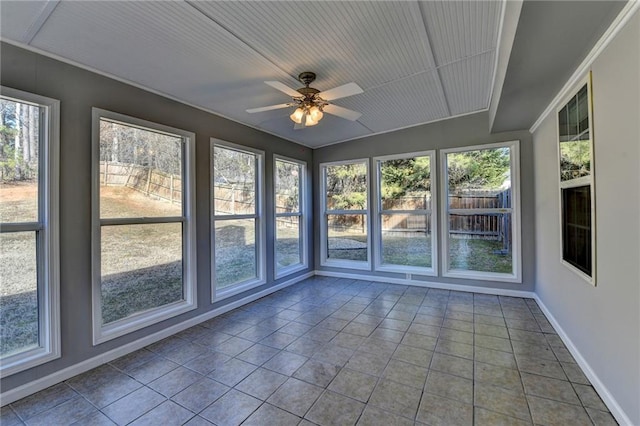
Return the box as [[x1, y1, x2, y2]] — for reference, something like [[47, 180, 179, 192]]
[[276, 216, 301, 269], [448, 213, 513, 274], [215, 218, 257, 289], [99, 119, 182, 218], [380, 156, 431, 210], [275, 160, 300, 214], [0, 232, 39, 357], [327, 214, 367, 261], [447, 148, 511, 209], [558, 84, 591, 182], [325, 163, 367, 210], [562, 186, 592, 276], [101, 223, 183, 324], [213, 146, 256, 216], [559, 140, 591, 181], [381, 214, 431, 268], [0, 98, 40, 223], [559, 85, 589, 143]]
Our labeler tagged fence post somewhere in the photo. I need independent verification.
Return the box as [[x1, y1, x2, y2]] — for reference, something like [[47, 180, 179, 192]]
[[170, 174, 174, 204], [104, 161, 109, 186], [145, 167, 152, 195], [231, 189, 235, 215]]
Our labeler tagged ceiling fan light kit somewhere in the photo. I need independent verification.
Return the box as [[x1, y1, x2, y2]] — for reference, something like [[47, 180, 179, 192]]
[[248, 71, 363, 129]]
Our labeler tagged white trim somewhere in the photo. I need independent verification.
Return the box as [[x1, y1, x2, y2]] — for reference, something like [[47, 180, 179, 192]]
[[0, 87, 60, 377], [314, 270, 535, 299], [440, 140, 522, 283], [211, 139, 267, 301], [91, 108, 197, 345], [274, 155, 309, 279], [486, 0, 507, 112], [319, 159, 371, 270], [0, 272, 313, 406], [372, 150, 437, 276], [488, 0, 523, 130], [530, 1, 640, 133], [533, 294, 633, 425]]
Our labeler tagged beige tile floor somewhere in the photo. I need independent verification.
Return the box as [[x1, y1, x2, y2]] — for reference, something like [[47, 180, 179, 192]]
[[1, 276, 617, 425]]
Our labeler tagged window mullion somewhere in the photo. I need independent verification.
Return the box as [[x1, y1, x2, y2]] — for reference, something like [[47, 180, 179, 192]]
[[275, 212, 302, 218], [448, 208, 512, 215], [213, 213, 257, 221], [0, 222, 43, 233], [379, 209, 430, 215], [325, 209, 368, 215], [100, 216, 184, 226]]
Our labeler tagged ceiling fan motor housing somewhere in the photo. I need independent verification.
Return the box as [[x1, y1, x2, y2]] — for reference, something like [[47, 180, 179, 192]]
[[298, 71, 316, 86]]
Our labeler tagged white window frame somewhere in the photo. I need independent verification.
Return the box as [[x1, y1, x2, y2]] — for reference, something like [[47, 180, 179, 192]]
[[320, 158, 371, 270], [91, 109, 197, 345], [211, 139, 266, 301], [373, 151, 437, 276], [440, 140, 522, 283], [0, 87, 60, 376], [556, 74, 596, 285], [274, 155, 308, 279]]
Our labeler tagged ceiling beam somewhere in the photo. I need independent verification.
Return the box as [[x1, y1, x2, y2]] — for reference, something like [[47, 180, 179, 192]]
[[415, 1, 452, 117], [488, 0, 523, 132], [22, 0, 60, 44]]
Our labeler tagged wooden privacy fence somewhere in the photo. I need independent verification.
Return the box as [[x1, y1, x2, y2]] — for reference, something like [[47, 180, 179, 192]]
[[381, 190, 511, 243], [448, 190, 511, 241], [100, 162, 182, 204]]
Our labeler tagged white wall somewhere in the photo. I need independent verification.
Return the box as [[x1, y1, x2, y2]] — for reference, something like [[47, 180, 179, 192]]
[[533, 12, 639, 425]]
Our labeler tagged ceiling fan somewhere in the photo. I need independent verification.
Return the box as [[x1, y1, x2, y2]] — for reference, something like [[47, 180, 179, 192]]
[[246, 72, 363, 129]]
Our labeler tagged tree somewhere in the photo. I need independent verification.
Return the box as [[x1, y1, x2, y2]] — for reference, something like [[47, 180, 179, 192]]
[[447, 148, 510, 193], [380, 157, 431, 199], [0, 98, 39, 182], [326, 163, 367, 210]]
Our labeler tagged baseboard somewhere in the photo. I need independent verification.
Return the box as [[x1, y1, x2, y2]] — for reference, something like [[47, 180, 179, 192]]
[[0, 271, 313, 406], [314, 270, 536, 299], [533, 294, 633, 426]]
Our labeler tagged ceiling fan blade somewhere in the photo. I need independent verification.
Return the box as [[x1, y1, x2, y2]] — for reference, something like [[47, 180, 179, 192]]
[[323, 104, 362, 121], [318, 82, 363, 101], [246, 103, 290, 113], [265, 81, 302, 98]]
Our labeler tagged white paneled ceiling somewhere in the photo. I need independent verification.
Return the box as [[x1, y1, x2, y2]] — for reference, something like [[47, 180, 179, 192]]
[[0, 0, 505, 148]]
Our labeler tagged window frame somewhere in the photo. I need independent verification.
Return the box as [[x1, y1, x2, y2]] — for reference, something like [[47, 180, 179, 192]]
[[320, 158, 371, 270], [373, 151, 438, 276], [556, 74, 596, 285], [273, 155, 308, 279], [211, 139, 266, 301], [91, 108, 197, 345], [0, 87, 60, 376], [440, 140, 522, 283]]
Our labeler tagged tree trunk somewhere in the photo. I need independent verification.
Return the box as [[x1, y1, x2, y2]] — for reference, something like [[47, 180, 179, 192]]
[[29, 106, 37, 167], [14, 102, 22, 179]]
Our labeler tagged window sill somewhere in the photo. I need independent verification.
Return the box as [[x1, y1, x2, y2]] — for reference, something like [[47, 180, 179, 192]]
[[94, 300, 196, 345]]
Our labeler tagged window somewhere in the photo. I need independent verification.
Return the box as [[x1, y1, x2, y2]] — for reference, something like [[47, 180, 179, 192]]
[[274, 156, 307, 278], [374, 151, 437, 275], [441, 141, 521, 282], [557, 74, 595, 284], [320, 159, 370, 269], [212, 140, 265, 299], [92, 109, 196, 344], [0, 87, 59, 375]]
